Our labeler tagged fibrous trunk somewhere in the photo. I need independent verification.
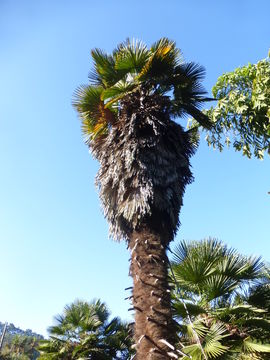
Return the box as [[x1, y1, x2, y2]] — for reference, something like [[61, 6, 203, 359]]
[[129, 230, 178, 359], [91, 92, 195, 359]]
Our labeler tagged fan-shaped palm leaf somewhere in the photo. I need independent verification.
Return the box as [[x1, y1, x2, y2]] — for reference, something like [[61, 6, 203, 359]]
[[242, 337, 270, 354], [181, 322, 228, 359], [171, 238, 264, 303]]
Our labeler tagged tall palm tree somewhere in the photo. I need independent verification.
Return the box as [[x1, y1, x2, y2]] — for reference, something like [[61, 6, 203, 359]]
[[39, 299, 133, 359], [171, 238, 270, 359], [73, 38, 212, 359]]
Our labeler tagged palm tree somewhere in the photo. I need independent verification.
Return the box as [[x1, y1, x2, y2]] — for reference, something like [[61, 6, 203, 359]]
[[38, 299, 133, 359], [73, 38, 211, 359], [170, 238, 270, 359]]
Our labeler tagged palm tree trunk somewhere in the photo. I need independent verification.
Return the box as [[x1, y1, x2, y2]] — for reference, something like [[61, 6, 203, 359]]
[[129, 230, 177, 359]]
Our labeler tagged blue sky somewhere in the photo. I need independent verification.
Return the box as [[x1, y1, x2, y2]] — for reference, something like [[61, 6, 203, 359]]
[[0, 0, 269, 336]]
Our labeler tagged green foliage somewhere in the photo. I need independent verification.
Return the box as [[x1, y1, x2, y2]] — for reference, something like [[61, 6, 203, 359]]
[[0, 335, 40, 360], [38, 299, 133, 360], [171, 239, 270, 359], [182, 322, 229, 359], [73, 38, 212, 143], [171, 238, 264, 303], [205, 56, 270, 159], [248, 271, 270, 313]]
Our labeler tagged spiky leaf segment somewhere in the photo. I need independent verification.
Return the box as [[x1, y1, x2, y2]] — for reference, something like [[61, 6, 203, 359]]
[[73, 38, 211, 242]]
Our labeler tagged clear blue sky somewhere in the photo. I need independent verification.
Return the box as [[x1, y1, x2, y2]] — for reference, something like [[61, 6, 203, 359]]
[[0, 0, 269, 336]]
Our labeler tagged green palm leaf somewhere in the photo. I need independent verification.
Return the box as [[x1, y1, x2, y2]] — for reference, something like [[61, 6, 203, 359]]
[[182, 322, 228, 359], [173, 301, 207, 318], [242, 318, 270, 332], [243, 337, 270, 353], [90, 48, 119, 87], [72, 85, 114, 143], [114, 38, 149, 73], [138, 37, 180, 82], [171, 238, 264, 302]]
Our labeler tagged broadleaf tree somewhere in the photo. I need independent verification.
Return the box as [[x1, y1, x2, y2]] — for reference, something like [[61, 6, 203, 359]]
[[205, 55, 270, 159]]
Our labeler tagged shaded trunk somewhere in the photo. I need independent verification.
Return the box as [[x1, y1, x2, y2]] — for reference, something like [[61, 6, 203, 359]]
[[129, 230, 178, 359], [91, 92, 196, 358]]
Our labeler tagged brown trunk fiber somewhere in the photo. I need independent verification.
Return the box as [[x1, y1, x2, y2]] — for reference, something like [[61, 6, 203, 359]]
[[129, 230, 178, 359]]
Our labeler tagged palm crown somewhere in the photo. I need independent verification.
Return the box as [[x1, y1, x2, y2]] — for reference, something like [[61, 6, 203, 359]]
[[73, 38, 211, 145]]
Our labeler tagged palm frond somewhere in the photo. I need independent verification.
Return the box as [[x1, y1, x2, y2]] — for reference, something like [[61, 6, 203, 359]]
[[102, 80, 138, 108], [248, 278, 270, 311], [243, 337, 270, 353], [114, 38, 149, 73], [171, 239, 224, 293], [138, 37, 180, 82], [242, 318, 270, 332], [172, 240, 189, 263], [170, 62, 212, 128], [171, 239, 266, 303], [239, 256, 265, 281], [204, 323, 229, 358], [182, 322, 228, 359], [186, 320, 208, 339], [90, 48, 119, 87], [72, 85, 115, 143], [173, 301, 207, 319], [215, 304, 266, 318]]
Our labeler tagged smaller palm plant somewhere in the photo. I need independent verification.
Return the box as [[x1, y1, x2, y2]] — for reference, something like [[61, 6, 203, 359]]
[[170, 238, 270, 359], [39, 299, 133, 360]]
